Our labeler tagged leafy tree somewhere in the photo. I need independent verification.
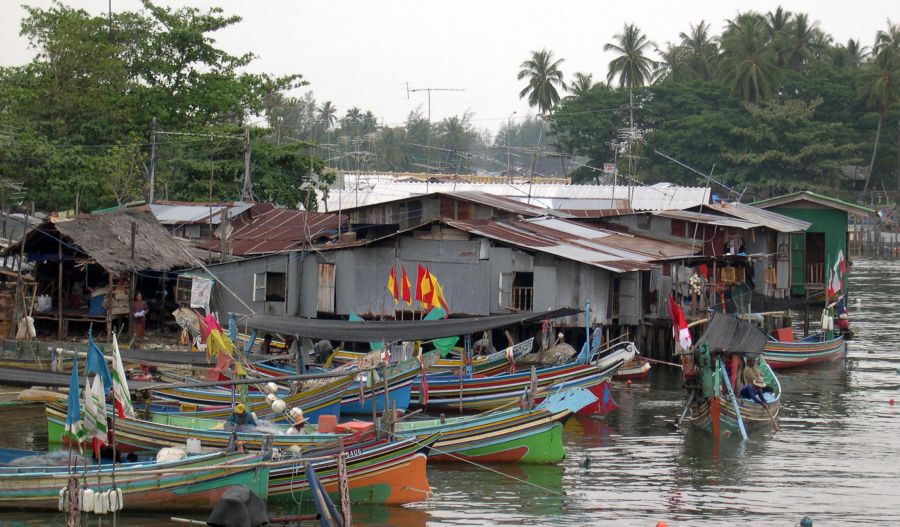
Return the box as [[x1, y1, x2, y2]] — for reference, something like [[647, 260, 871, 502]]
[[721, 98, 854, 196], [517, 49, 567, 115], [858, 44, 900, 191]]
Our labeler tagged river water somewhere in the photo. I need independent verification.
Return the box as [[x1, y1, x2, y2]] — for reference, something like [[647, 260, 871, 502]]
[[1, 258, 897, 526]]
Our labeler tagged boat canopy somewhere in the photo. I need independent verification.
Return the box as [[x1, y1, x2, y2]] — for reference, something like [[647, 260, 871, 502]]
[[695, 313, 767, 355], [239, 308, 580, 343]]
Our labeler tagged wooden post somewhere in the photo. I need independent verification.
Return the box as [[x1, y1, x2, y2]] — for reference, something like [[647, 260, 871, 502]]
[[129, 222, 137, 343], [710, 396, 720, 440], [106, 272, 113, 341], [57, 240, 63, 338]]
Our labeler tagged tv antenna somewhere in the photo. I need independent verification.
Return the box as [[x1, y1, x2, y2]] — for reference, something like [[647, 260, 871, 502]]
[[406, 83, 466, 124]]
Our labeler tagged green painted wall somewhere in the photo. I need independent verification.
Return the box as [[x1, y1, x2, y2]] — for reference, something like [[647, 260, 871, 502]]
[[769, 206, 847, 295]]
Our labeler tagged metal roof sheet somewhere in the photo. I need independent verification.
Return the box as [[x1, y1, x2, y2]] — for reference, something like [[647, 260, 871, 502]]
[[149, 202, 253, 225], [445, 217, 699, 273], [705, 202, 811, 233], [752, 191, 875, 216], [321, 178, 710, 212], [196, 203, 342, 256], [654, 209, 761, 230]]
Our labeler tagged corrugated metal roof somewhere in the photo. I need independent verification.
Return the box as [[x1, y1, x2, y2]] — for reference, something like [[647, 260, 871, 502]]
[[441, 191, 556, 217], [705, 202, 811, 233], [150, 202, 253, 225], [444, 217, 699, 273], [654, 209, 761, 229], [196, 203, 342, 255], [321, 179, 710, 212], [752, 191, 875, 216]]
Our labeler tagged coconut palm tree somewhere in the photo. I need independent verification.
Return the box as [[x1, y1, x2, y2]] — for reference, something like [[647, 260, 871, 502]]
[[569, 72, 595, 96], [653, 43, 692, 83], [874, 20, 899, 53], [847, 39, 872, 67], [679, 20, 718, 81], [317, 101, 337, 130], [859, 44, 900, 191], [518, 49, 567, 115], [720, 14, 777, 102], [605, 22, 656, 143], [784, 13, 819, 70], [765, 7, 792, 67]]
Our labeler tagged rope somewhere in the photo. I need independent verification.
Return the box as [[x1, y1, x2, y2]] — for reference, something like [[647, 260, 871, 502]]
[[382, 429, 565, 496]]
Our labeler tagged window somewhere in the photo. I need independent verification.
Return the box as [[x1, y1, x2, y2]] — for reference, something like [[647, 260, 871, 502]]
[[253, 272, 286, 302]]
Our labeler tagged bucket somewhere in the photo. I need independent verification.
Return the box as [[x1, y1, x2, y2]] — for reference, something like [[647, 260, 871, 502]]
[[186, 438, 201, 455]]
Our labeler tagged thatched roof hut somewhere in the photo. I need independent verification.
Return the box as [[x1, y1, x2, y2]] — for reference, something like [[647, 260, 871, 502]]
[[5, 208, 195, 273]]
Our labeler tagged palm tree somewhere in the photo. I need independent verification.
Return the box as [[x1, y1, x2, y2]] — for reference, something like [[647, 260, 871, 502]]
[[784, 13, 819, 70], [859, 44, 900, 191], [720, 14, 777, 102], [569, 72, 595, 96], [517, 49, 567, 115], [765, 7, 792, 67], [679, 20, 718, 81], [874, 20, 899, 53], [605, 22, 656, 143], [847, 39, 872, 67], [653, 43, 692, 83], [317, 101, 337, 130]]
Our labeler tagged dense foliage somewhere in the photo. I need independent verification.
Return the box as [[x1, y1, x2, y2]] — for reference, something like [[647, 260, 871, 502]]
[[0, 4, 897, 213]]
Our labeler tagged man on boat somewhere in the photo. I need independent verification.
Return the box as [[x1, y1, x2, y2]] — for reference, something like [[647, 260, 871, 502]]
[[740, 379, 769, 407], [224, 403, 257, 431], [741, 357, 764, 387], [285, 408, 316, 435]]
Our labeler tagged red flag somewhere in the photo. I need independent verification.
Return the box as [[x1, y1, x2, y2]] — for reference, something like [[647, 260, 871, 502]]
[[667, 294, 692, 350], [387, 265, 399, 304], [415, 264, 427, 302], [400, 265, 412, 304], [418, 266, 435, 308]]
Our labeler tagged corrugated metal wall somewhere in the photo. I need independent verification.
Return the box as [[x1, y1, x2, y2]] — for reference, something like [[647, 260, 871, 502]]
[[208, 254, 290, 317]]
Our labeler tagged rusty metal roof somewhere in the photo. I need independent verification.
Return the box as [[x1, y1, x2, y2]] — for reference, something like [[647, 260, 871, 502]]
[[444, 217, 699, 273], [705, 202, 810, 233], [197, 203, 342, 256]]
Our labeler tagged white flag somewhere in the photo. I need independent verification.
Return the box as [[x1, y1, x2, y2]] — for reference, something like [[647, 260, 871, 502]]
[[84, 375, 108, 447], [111, 334, 136, 419]]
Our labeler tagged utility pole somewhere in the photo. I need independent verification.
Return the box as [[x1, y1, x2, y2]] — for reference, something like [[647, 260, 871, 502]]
[[241, 126, 252, 201], [148, 117, 157, 204], [507, 111, 517, 182], [406, 85, 465, 172]]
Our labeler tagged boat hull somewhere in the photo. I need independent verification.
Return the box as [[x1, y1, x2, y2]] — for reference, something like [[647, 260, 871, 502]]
[[763, 334, 846, 369], [0, 452, 269, 511]]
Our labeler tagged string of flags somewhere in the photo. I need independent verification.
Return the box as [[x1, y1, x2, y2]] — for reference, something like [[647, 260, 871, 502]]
[[388, 263, 449, 313]]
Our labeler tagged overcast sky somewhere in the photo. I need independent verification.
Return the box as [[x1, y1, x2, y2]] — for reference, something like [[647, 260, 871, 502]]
[[1, 1, 895, 133]]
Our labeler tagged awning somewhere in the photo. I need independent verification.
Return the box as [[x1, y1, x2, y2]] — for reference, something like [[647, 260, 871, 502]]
[[239, 308, 581, 343], [695, 312, 767, 355]]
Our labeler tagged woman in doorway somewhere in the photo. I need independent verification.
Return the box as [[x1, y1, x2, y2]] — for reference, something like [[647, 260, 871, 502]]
[[132, 292, 149, 342]]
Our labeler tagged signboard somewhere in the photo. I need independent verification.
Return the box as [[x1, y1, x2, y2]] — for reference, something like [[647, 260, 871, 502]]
[[603, 163, 617, 174]]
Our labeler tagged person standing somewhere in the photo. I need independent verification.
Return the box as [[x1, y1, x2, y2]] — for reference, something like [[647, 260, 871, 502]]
[[132, 292, 149, 342]]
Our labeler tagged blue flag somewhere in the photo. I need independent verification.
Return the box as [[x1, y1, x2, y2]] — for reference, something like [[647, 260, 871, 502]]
[[64, 353, 83, 442], [87, 332, 113, 395]]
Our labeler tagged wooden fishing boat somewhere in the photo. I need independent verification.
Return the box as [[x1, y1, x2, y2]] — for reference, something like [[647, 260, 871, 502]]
[[614, 357, 651, 380], [762, 331, 846, 369], [148, 372, 357, 423], [267, 433, 439, 505], [0, 450, 269, 511], [410, 344, 634, 412], [394, 386, 596, 463], [46, 402, 345, 452], [249, 350, 440, 416], [681, 313, 781, 438]]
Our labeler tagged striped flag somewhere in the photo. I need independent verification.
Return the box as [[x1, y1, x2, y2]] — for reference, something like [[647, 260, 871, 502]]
[[63, 354, 84, 450], [87, 331, 112, 395], [84, 375, 108, 457], [111, 333, 135, 419]]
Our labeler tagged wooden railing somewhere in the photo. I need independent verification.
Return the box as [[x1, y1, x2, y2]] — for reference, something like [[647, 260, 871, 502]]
[[807, 263, 824, 285]]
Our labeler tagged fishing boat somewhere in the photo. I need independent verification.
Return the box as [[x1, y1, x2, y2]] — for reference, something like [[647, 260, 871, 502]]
[[680, 313, 781, 438], [0, 450, 269, 511], [149, 372, 357, 423], [762, 330, 847, 369], [267, 433, 439, 505], [410, 343, 634, 412], [394, 386, 596, 463], [46, 402, 345, 452], [614, 357, 651, 380], [249, 350, 441, 416]]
